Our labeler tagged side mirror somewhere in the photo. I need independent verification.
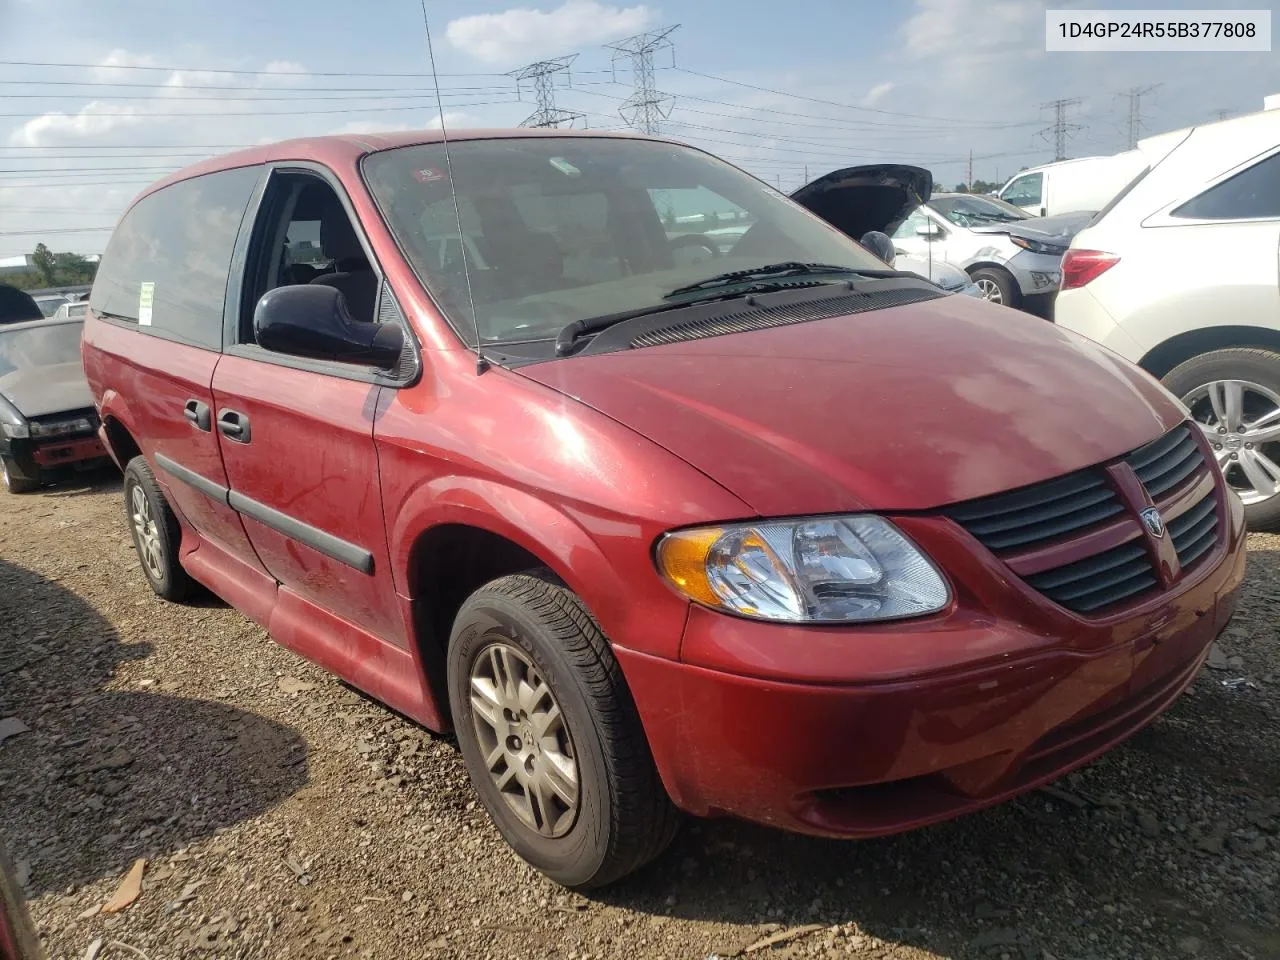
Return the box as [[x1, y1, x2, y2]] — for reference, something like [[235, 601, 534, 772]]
[[916, 222, 944, 239], [253, 285, 403, 370], [859, 230, 897, 266]]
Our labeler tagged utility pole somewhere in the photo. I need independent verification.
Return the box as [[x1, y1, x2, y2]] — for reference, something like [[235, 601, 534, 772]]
[[605, 25, 679, 135], [509, 55, 584, 128], [1119, 84, 1161, 148], [966, 149, 973, 191], [1214, 108, 1232, 121], [1038, 97, 1083, 161]]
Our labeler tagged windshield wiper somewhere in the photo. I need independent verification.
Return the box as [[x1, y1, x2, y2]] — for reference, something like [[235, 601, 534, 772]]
[[662, 261, 894, 299]]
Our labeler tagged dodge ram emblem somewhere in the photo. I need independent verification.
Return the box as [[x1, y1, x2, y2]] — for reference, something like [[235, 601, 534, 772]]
[[1141, 506, 1165, 539]]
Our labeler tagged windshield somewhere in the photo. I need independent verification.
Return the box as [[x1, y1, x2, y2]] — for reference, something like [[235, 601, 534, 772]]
[[0, 321, 84, 378], [362, 137, 885, 346], [930, 195, 1031, 227]]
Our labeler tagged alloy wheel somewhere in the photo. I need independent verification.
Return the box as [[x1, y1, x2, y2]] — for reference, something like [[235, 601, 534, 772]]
[[974, 277, 1003, 303], [1183, 378, 1280, 505], [469, 641, 579, 838], [129, 483, 165, 580]]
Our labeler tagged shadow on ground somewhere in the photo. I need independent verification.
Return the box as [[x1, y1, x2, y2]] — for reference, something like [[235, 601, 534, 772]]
[[0, 557, 307, 899]]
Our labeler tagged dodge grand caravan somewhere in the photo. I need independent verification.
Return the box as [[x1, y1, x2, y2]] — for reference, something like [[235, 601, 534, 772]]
[[82, 130, 1246, 889]]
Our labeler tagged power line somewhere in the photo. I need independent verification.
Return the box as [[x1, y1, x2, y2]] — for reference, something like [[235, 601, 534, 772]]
[[0, 96, 519, 119], [1118, 84, 1161, 149], [0, 59, 511, 78], [606, 26, 679, 135], [509, 56, 585, 129], [1038, 97, 1083, 161]]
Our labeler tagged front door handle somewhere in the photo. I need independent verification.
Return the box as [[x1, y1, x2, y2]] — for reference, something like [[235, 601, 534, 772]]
[[183, 399, 211, 432], [216, 409, 251, 443]]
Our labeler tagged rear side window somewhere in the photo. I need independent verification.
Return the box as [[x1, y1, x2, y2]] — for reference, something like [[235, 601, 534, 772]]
[[1001, 173, 1043, 207], [91, 166, 260, 349], [1172, 152, 1280, 220]]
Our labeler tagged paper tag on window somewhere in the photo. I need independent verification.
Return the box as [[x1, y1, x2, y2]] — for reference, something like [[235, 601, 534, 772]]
[[138, 282, 155, 326], [413, 168, 446, 183]]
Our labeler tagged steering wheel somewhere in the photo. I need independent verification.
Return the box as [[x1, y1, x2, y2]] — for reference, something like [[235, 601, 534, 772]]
[[668, 234, 721, 264]]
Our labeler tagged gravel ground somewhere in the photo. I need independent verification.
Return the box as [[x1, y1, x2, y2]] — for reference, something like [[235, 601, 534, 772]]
[[1, 470, 1277, 960]]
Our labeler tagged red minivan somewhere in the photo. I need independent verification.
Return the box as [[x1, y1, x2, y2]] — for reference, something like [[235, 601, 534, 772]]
[[82, 130, 1246, 888]]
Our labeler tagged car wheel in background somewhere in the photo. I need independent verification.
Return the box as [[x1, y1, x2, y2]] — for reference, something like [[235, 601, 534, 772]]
[[447, 570, 680, 889], [969, 267, 1019, 308], [123, 455, 194, 601], [1, 456, 39, 494], [1163, 348, 1280, 530]]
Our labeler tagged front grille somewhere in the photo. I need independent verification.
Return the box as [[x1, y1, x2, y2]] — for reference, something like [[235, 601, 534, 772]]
[[1024, 541, 1156, 613], [947, 423, 1222, 615], [945, 469, 1123, 552]]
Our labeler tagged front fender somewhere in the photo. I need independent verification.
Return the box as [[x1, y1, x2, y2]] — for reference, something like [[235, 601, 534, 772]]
[[387, 476, 691, 661]]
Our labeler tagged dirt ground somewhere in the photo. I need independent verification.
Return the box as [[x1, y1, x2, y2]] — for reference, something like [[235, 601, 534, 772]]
[[1, 469, 1277, 960]]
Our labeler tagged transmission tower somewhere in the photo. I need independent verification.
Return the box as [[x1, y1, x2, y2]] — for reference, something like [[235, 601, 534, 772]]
[[509, 55, 584, 128], [1038, 97, 1083, 161], [1119, 84, 1161, 148], [1214, 108, 1233, 121], [605, 25, 679, 135]]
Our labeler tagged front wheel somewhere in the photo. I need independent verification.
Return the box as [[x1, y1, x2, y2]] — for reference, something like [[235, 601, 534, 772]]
[[447, 571, 680, 889], [969, 267, 1019, 308], [1163, 347, 1280, 530]]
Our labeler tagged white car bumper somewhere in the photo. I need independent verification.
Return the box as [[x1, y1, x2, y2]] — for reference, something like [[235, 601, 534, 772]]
[[1053, 287, 1147, 363]]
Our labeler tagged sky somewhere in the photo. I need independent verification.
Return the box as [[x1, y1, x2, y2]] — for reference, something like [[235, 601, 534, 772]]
[[0, 0, 1276, 258]]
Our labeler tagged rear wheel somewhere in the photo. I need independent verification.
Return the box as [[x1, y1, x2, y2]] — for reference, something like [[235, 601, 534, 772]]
[[1163, 347, 1280, 530], [123, 455, 194, 601], [1, 455, 39, 494], [969, 267, 1019, 307], [447, 571, 680, 889]]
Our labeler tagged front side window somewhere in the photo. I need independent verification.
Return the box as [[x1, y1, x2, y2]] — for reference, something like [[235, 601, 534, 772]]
[[1001, 173, 1043, 207], [0, 321, 83, 379], [90, 166, 260, 349], [362, 138, 884, 350], [892, 211, 932, 240], [1172, 152, 1280, 220]]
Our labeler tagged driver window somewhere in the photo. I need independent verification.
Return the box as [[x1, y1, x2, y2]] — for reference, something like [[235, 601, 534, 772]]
[[1002, 173, 1043, 207], [893, 211, 931, 240]]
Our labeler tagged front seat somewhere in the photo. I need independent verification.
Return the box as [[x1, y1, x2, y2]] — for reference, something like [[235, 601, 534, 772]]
[[309, 206, 378, 323]]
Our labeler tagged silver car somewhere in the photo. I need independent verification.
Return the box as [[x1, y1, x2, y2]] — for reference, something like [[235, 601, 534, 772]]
[[891, 193, 1090, 308]]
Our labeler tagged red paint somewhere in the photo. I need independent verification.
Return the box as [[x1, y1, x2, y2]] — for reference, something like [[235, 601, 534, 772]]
[[30, 434, 106, 467], [83, 130, 1249, 845]]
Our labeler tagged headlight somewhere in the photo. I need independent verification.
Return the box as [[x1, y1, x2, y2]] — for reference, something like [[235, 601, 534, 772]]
[[1009, 235, 1067, 256], [656, 515, 950, 623], [0, 421, 28, 439], [29, 416, 94, 438]]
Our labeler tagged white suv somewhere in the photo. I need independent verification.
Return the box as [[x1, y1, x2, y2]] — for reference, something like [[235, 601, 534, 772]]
[[1056, 108, 1280, 527]]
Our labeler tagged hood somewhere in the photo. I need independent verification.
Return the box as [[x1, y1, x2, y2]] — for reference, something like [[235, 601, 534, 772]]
[[972, 211, 1094, 243], [0, 362, 94, 418], [790, 164, 933, 239], [521, 296, 1186, 516]]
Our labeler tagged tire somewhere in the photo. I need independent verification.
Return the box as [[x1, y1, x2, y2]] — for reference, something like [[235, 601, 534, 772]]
[[447, 570, 680, 889], [123, 455, 194, 601], [1, 456, 39, 494], [969, 267, 1019, 308], [1162, 347, 1280, 531]]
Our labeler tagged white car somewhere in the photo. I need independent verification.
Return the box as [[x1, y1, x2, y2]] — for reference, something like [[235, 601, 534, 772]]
[[891, 193, 1085, 307], [998, 153, 1150, 218], [51, 301, 88, 320], [1055, 106, 1280, 527]]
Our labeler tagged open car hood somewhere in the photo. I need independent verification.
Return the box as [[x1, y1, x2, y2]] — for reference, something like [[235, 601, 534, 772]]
[[789, 164, 933, 239]]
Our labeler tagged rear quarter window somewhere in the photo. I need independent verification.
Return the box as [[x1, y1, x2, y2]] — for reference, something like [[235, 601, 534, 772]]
[[1172, 151, 1280, 220], [91, 166, 260, 349]]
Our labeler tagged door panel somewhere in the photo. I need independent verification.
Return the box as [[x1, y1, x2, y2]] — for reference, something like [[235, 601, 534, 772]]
[[210, 351, 405, 646], [85, 320, 268, 569]]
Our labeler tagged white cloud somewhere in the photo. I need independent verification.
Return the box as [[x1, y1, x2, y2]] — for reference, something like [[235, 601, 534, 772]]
[[9, 103, 146, 148], [446, 0, 653, 66], [862, 82, 895, 106]]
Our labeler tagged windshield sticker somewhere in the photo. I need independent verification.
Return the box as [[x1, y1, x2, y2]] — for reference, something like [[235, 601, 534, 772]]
[[138, 282, 155, 326], [413, 168, 446, 183], [549, 157, 581, 177]]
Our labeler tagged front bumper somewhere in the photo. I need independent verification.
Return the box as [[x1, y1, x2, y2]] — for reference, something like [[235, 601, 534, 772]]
[[31, 434, 107, 468], [620, 491, 1246, 838]]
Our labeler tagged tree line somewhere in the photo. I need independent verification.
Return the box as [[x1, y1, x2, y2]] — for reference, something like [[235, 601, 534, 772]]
[[2, 243, 99, 291]]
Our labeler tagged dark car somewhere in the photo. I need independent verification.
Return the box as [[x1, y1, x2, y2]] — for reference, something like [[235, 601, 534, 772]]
[[82, 130, 1244, 889], [0, 317, 109, 492], [0, 285, 43, 326]]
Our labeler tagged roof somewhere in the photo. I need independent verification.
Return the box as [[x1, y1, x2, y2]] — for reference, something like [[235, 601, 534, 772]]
[[136, 126, 650, 206]]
